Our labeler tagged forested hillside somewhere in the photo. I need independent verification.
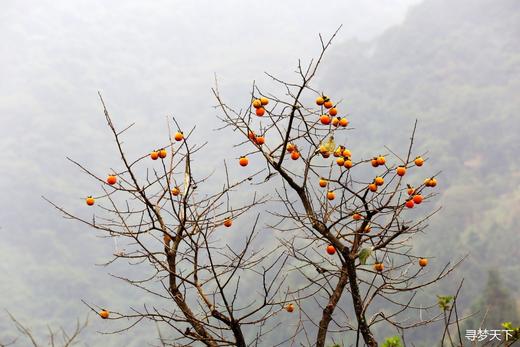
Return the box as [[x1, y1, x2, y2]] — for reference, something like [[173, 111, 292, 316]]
[[318, 0, 520, 343], [0, 0, 518, 345]]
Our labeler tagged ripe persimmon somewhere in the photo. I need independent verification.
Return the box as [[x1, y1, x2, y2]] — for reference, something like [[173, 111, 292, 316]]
[[319, 178, 327, 188], [252, 99, 262, 108], [150, 151, 159, 160], [396, 166, 406, 176], [163, 234, 171, 245], [323, 100, 333, 109], [158, 148, 167, 159], [405, 199, 415, 208], [171, 187, 180, 196], [415, 156, 424, 167], [369, 183, 377, 192], [429, 178, 437, 187], [260, 97, 269, 106], [332, 117, 340, 127], [224, 219, 232, 227], [286, 303, 295, 313], [291, 151, 300, 160], [364, 225, 372, 233], [326, 245, 336, 255], [248, 130, 256, 141], [86, 196, 95, 206], [342, 149, 351, 158], [407, 186, 415, 195], [255, 136, 265, 145], [336, 157, 345, 166], [413, 194, 423, 204], [107, 175, 117, 185], [320, 114, 331, 125], [339, 118, 349, 127], [239, 156, 249, 167], [316, 96, 325, 105], [353, 213, 362, 221], [328, 107, 338, 116], [371, 158, 379, 167], [99, 310, 109, 319], [373, 263, 384, 272], [419, 258, 428, 267], [344, 159, 353, 169], [255, 107, 265, 117], [286, 143, 296, 153], [174, 132, 184, 142], [374, 176, 384, 186], [327, 191, 336, 200], [377, 156, 386, 166]]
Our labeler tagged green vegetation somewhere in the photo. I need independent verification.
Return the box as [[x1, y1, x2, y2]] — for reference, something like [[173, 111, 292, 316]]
[[382, 336, 403, 347], [461, 271, 519, 338]]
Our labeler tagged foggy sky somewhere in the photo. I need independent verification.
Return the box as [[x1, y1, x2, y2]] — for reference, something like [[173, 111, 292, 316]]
[[0, 1, 422, 345]]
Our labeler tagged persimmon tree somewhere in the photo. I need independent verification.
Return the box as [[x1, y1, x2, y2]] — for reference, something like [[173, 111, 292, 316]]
[[0, 313, 87, 347], [47, 31, 462, 347]]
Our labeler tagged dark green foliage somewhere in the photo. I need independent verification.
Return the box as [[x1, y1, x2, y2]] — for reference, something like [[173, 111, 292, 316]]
[[461, 271, 519, 336]]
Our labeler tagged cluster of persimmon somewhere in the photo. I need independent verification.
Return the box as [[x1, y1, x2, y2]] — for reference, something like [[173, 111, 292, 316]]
[[371, 155, 386, 167], [316, 95, 348, 127], [237, 97, 272, 166], [333, 146, 353, 167], [246, 94, 438, 272], [321, 151, 439, 260], [150, 148, 168, 160], [285, 142, 301, 160], [368, 176, 385, 192], [316, 146, 354, 202], [248, 130, 265, 146], [85, 150, 173, 206], [252, 97, 269, 117], [405, 187, 424, 208], [424, 177, 437, 187], [85, 174, 117, 205], [367, 154, 436, 210], [371, 257, 429, 273]]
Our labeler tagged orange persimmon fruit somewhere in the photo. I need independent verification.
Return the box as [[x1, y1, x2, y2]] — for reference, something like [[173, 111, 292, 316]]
[[396, 166, 406, 176], [239, 156, 249, 167], [107, 175, 117, 185]]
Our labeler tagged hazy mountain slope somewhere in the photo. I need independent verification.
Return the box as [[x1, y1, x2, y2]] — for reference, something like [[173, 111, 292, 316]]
[[1, 0, 519, 345], [318, 0, 520, 342]]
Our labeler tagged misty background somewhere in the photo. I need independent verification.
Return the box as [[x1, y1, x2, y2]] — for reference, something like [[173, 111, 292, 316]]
[[1, 0, 519, 345]]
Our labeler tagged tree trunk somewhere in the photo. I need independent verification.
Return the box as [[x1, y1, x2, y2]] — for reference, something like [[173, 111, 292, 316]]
[[345, 254, 378, 347], [316, 265, 350, 347]]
